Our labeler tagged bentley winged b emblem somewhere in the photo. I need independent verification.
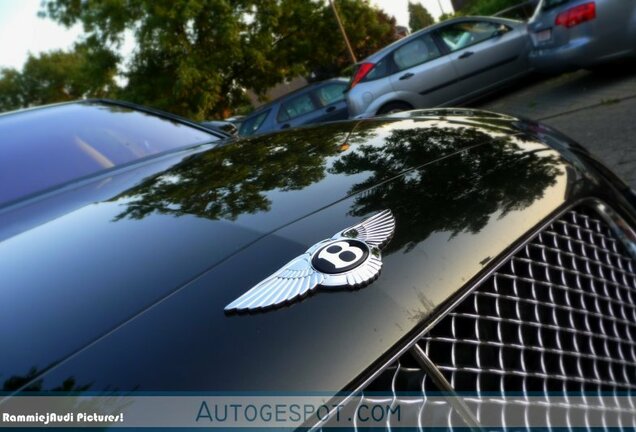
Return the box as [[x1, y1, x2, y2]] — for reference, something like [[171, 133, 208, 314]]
[[225, 209, 395, 312]]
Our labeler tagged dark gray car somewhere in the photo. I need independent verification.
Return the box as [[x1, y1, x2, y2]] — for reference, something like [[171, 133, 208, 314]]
[[199, 120, 238, 136], [528, 0, 636, 73], [238, 78, 349, 136], [346, 17, 532, 118]]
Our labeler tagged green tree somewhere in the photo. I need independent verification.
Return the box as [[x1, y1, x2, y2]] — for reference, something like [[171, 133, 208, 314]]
[[43, 0, 315, 118], [309, 0, 399, 80], [408, 2, 435, 32], [41, 0, 398, 119], [462, 0, 529, 17], [0, 40, 119, 112], [0, 69, 25, 112], [438, 11, 458, 21]]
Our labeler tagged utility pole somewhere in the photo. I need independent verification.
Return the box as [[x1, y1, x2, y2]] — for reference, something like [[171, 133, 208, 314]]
[[329, 0, 357, 64], [436, 0, 445, 17]]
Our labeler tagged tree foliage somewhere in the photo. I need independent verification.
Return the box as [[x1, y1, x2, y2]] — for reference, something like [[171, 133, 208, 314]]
[[0, 40, 118, 112], [0, 69, 24, 112], [438, 11, 456, 21], [309, 0, 398, 80], [38, 0, 398, 119], [408, 2, 435, 32], [465, 0, 513, 15], [449, 0, 531, 18]]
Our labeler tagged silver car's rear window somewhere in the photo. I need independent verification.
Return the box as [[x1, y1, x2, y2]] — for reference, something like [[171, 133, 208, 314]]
[[0, 102, 218, 206]]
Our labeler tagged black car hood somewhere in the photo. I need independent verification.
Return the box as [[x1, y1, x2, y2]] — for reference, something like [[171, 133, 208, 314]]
[[0, 110, 612, 394]]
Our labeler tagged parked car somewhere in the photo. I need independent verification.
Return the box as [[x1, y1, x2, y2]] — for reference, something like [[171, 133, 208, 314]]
[[346, 17, 532, 118], [199, 119, 238, 136], [528, 0, 636, 73], [238, 78, 349, 136], [3, 103, 636, 428], [224, 114, 245, 130], [0, 99, 225, 207]]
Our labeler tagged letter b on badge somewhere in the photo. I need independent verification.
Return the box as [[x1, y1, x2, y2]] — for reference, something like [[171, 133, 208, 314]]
[[311, 239, 370, 275], [318, 241, 364, 269]]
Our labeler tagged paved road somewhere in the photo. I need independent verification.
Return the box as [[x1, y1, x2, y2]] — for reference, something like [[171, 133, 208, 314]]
[[476, 69, 636, 188]]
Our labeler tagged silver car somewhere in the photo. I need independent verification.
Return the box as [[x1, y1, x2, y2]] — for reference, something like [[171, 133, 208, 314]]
[[346, 17, 532, 118], [528, 0, 636, 73]]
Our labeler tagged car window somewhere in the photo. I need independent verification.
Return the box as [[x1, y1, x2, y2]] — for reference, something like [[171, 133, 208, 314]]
[[239, 109, 270, 136], [0, 102, 219, 206], [365, 56, 393, 81], [277, 93, 318, 122], [392, 34, 441, 71], [438, 21, 501, 52], [315, 83, 347, 106]]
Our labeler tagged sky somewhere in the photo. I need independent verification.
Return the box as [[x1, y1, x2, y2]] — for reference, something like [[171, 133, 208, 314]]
[[0, 0, 82, 70], [0, 0, 455, 71], [373, 0, 455, 25]]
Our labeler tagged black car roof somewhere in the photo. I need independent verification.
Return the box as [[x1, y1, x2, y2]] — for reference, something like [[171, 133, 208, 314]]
[[0, 98, 229, 139], [0, 99, 226, 208]]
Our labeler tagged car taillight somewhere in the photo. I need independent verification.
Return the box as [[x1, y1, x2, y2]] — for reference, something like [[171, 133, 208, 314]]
[[555, 2, 596, 28], [349, 63, 375, 89]]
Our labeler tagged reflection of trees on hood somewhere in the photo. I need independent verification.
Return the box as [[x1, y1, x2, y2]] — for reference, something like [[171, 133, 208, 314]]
[[331, 125, 562, 253], [111, 116, 561, 253], [3, 367, 132, 417], [112, 124, 352, 221], [2, 366, 91, 393]]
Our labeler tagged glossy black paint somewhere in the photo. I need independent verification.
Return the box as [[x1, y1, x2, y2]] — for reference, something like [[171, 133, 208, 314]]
[[0, 100, 224, 207], [2, 109, 635, 396]]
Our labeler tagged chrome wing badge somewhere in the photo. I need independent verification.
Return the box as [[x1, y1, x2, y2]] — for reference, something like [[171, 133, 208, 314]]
[[225, 209, 395, 312]]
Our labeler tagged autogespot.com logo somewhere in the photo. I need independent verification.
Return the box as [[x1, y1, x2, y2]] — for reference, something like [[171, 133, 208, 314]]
[[195, 400, 401, 426]]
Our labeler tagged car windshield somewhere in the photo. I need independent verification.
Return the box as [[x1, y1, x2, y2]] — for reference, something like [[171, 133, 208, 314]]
[[239, 109, 270, 136], [0, 102, 218, 206]]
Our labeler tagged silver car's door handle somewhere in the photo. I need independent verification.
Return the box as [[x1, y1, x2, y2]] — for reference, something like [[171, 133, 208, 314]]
[[399, 72, 414, 80], [459, 51, 474, 59]]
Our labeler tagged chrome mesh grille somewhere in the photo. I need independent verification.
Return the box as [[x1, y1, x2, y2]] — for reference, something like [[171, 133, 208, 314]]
[[351, 357, 465, 429], [328, 205, 636, 429], [421, 207, 636, 393]]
